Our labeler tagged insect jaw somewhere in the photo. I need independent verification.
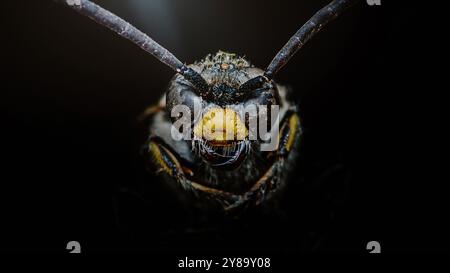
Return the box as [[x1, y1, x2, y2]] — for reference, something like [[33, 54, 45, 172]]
[[192, 136, 249, 170], [191, 107, 249, 169]]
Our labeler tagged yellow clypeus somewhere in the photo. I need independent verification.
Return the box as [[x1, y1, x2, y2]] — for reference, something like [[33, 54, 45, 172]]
[[193, 108, 248, 143]]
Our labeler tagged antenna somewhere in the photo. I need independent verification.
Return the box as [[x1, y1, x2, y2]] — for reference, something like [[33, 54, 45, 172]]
[[56, 0, 209, 93]]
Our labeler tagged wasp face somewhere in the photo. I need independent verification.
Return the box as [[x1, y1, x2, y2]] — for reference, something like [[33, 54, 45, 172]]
[[166, 52, 279, 170], [150, 52, 299, 208], [58, 0, 354, 210]]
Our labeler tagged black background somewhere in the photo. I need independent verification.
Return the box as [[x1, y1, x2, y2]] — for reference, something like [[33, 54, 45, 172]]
[[0, 0, 445, 256]]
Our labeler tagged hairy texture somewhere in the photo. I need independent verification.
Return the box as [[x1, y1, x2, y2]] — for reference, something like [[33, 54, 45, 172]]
[[196, 51, 253, 87], [265, 0, 360, 78]]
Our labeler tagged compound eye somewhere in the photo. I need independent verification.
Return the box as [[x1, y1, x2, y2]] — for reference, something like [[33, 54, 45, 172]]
[[167, 75, 203, 125], [243, 88, 278, 134], [178, 90, 202, 125], [238, 75, 268, 94], [244, 87, 277, 107]]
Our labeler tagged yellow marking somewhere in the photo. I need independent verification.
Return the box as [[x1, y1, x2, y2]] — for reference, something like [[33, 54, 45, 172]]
[[138, 104, 164, 122], [190, 181, 234, 197], [149, 142, 176, 176], [286, 114, 300, 152], [250, 164, 275, 192], [182, 166, 194, 177], [193, 108, 248, 141]]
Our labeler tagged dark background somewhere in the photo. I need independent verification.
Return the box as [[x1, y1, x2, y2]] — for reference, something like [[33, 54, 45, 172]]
[[0, 0, 445, 255]]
